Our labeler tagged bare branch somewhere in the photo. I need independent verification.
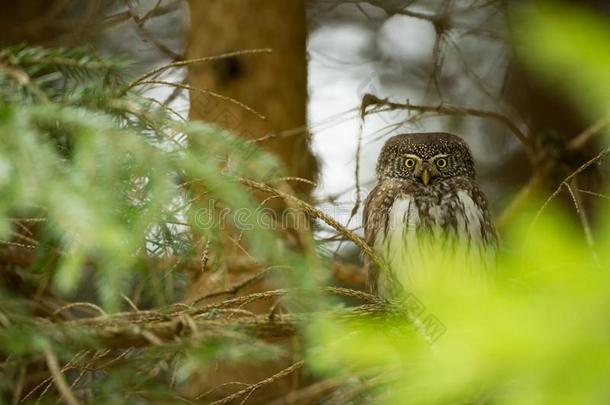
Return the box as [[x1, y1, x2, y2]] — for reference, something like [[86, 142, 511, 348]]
[[133, 80, 267, 120], [567, 116, 610, 151], [43, 348, 81, 405], [533, 147, 610, 224], [237, 177, 386, 269], [209, 361, 304, 405], [360, 94, 532, 153], [127, 49, 273, 90], [567, 178, 600, 264]]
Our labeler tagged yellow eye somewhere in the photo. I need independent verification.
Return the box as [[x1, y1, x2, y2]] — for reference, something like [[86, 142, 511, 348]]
[[436, 158, 448, 169], [405, 158, 416, 168]]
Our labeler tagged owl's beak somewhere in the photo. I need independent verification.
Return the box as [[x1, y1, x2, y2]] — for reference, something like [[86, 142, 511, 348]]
[[421, 168, 431, 186]]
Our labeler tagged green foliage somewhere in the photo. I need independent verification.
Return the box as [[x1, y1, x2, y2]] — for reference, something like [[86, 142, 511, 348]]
[[306, 3, 610, 402], [514, 1, 610, 118], [0, 44, 322, 402], [308, 207, 610, 403], [0, 45, 288, 310], [1, 6, 609, 400], [0, 45, 124, 105]]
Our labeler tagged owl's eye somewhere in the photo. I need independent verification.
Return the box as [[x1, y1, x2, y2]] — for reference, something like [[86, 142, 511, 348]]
[[405, 158, 416, 168], [436, 158, 448, 169]]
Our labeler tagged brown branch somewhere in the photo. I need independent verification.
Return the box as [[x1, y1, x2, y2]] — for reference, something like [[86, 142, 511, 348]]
[[191, 267, 279, 305], [0, 248, 368, 290], [496, 170, 546, 231], [266, 375, 350, 405], [43, 348, 81, 405], [0, 62, 49, 103], [577, 189, 610, 201], [132, 80, 266, 121], [353, 0, 504, 38], [127, 49, 273, 90], [533, 147, 610, 225], [353, 0, 446, 23], [53, 302, 107, 318], [31, 288, 383, 351], [121, 0, 181, 60], [567, 116, 610, 151], [237, 177, 386, 270], [209, 361, 304, 405], [566, 178, 599, 265], [500, 118, 610, 230], [360, 93, 532, 152], [351, 107, 366, 219], [103, 0, 179, 27]]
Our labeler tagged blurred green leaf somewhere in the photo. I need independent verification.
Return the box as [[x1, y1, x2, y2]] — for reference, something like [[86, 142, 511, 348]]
[[514, 2, 610, 118], [308, 205, 610, 403], [0, 41, 320, 405], [0, 46, 298, 311]]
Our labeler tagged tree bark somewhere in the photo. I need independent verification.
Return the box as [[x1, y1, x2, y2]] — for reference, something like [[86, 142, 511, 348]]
[[184, 1, 317, 402], [0, 1, 107, 47], [187, 0, 317, 197]]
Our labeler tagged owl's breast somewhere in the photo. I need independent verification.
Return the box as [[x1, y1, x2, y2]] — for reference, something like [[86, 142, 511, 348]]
[[373, 187, 496, 295], [383, 185, 483, 238]]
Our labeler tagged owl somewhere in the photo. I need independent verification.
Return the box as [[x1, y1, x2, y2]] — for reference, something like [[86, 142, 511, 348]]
[[363, 132, 498, 297]]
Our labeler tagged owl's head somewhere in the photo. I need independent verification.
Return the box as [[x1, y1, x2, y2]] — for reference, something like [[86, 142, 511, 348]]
[[376, 132, 475, 185]]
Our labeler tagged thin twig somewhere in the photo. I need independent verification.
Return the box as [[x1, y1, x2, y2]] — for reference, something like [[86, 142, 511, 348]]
[[127, 49, 272, 90], [567, 178, 600, 265], [191, 266, 283, 305], [209, 361, 304, 405], [31, 288, 383, 351], [266, 375, 350, 405], [567, 116, 610, 151], [578, 189, 610, 200], [133, 80, 266, 121], [121, 0, 181, 60], [497, 171, 545, 230], [43, 348, 81, 405], [351, 103, 366, 219], [500, 117, 610, 229], [53, 302, 107, 318], [267, 177, 318, 187], [360, 93, 532, 152], [195, 382, 250, 401], [533, 147, 610, 225], [236, 177, 385, 269], [358, 0, 445, 22], [121, 294, 140, 312]]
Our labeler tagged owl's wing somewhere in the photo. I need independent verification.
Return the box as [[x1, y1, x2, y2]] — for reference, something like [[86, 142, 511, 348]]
[[447, 177, 499, 248], [363, 179, 411, 293], [363, 186, 384, 294], [363, 185, 384, 248], [469, 183, 499, 247]]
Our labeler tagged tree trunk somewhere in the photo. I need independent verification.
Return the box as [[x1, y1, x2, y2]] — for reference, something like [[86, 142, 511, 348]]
[[184, 1, 317, 402], [187, 0, 317, 197], [0, 1, 107, 47]]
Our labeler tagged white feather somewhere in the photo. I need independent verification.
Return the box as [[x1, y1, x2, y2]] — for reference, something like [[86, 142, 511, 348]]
[[457, 190, 483, 241], [374, 192, 493, 295]]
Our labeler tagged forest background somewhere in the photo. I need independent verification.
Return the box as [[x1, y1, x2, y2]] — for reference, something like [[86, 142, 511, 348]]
[[0, 1, 609, 404]]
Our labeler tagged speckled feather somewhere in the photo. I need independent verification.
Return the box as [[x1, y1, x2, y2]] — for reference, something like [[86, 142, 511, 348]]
[[363, 133, 498, 296]]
